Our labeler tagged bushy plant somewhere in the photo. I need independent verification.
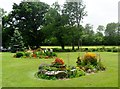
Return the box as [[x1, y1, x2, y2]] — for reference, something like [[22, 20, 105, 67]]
[[51, 52, 57, 57], [10, 30, 25, 53], [112, 47, 118, 52], [106, 48, 112, 52], [15, 52, 24, 58], [52, 58, 64, 66], [83, 52, 97, 65], [95, 62, 106, 71], [24, 52, 31, 57], [76, 68, 85, 77]]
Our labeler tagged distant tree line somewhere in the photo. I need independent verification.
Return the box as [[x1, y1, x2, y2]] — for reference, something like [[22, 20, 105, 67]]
[[1, 0, 120, 50]]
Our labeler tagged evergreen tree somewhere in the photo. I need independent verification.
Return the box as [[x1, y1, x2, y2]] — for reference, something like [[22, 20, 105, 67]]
[[10, 30, 24, 52]]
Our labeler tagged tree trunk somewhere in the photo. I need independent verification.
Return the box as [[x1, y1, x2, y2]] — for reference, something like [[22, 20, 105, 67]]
[[72, 42, 75, 50], [61, 44, 65, 50], [78, 40, 80, 50]]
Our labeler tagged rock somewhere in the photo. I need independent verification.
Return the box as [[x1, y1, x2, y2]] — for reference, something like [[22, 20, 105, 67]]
[[56, 71, 67, 79], [87, 69, 92, 73]]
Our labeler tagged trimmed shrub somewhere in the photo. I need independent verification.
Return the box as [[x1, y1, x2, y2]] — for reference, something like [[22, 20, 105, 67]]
[[15, 52, 24, 58]]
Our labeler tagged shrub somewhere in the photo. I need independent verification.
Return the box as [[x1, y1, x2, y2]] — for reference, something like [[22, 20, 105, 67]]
[[75, 68, 85, 77], [83, 52, 97, 66], [53, 48, 76, 52], [44, 51, 57, 57], [52, 58, 64, 66], [51, 52, 57, 57], [95, 62, 106, 71], [15, 52, 24, 58], [24, 52, 31, 57], [84, 63, 95, 71], [112, 47, 118, 52], [106, 48, 112, 52]]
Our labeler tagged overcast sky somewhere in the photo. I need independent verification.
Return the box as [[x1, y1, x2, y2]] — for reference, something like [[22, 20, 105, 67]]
[[0, 0, 119, 31]]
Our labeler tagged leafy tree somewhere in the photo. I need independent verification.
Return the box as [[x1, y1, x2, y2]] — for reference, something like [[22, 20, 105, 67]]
[[94, 32, 103, 45], [0, 8, 6, 48], [94, 25, 105, 45], [97, 25, 105, 32], [1, 8, 14, 48], [62, 1, 87, 50], [6, 1, 49, 48], [82, 24, 95, 46], [104, 22, 118, 45], [44, 2, 69, 49]]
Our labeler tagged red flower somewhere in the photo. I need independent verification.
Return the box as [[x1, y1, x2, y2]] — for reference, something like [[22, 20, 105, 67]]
[[32, 54, 37, 58], [53, 58, 64, 65]]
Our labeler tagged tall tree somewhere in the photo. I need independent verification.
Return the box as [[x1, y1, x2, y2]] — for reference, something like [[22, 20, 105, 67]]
[[44, 2, 69, 49], [10, 30, 24, 52], [6, 1, 49, 48], [104, 22, 118, 45], [97, 25, 105, 32], [62, 1, 87, 50], [1, 8, 13, 48], [82, 24, 95, 46], [0, 8, 6, 48], [94, 25, 105, 45]]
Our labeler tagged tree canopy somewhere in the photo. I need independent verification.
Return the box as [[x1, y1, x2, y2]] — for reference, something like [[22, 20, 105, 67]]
[[2, 1, 120, 50]]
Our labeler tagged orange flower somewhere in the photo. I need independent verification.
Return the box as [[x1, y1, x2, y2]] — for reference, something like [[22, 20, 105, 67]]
[[53, 58, 64, 65], [84, 52, 97, 60], [32, 54, 37, 58]]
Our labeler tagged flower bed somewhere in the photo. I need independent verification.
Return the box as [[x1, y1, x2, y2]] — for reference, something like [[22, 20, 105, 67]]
[[76, 52, 106, 73], [36, 53, 106, 80], [13, 49, 57, 59]]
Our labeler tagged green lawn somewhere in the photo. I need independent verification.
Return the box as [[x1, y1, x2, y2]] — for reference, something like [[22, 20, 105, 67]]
[[1, 52, 118, 87]]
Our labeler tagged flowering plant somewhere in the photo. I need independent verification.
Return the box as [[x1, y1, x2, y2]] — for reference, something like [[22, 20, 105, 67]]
[[84, 52, 97, 60], [52, 58, 64, 65], [83, 52, 98, 65]]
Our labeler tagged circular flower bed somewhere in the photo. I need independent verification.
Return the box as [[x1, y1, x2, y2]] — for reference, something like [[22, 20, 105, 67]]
[[36, 53, 106, 80], [35, 61, 85, 80]]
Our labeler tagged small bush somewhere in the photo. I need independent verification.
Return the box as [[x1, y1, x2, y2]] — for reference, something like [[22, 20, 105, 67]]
[[24, 52, 31, 57], [106, 48, 112, 52], [95, 62, 106, 71], [51, 52, 57, 57], [112, 47, 118, 52], [75, 68, 85, 77], [83, 52, 97, 66], [15, 52, 24, 58]]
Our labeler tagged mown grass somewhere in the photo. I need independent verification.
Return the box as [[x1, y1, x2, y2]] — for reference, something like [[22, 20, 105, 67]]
[[1, 52, 118, 87]]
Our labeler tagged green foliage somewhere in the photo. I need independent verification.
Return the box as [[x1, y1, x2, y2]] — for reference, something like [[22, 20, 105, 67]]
[[10, 30, 25, 52], [104, 23, 119, 45], [75, 69, 85, 77], [53, 48, 76, 52], [76, 52, 106, 72], [24, 52, 31, 57], [95, 62, 106, 71], [2, 1, 119, 48], [3, 1, 49, 48], [15, 52, 24, 58], [37, 73, 57, 80], [62, 1, 87, 50], [37, 65, 86, 80], [52, 47, 119, 52], [14, 50, 57, 58]]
